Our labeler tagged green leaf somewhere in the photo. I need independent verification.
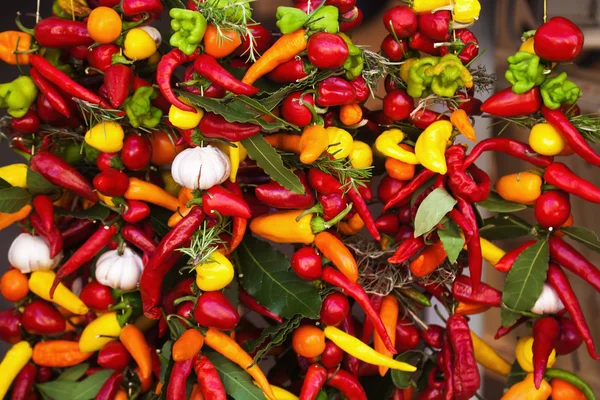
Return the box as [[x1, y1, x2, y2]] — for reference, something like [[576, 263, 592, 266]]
[[58, 364, 89, 381], [55, 203, 110, 221], [37, 381, 79, 400], [502, 239, 549, 324], [480, 215, 531, 241], [500, 307, 521, 328], [0, 177, 11, 189], [438, 220, 465, 264], [205, 352, 265, 400], [223, 278, 240, 309], [238, 236, 322, 319], [559, 226, 600, 253], [477, 192, 528, 213], [0, 186, 31, 213], [414, 188, 457, 237], [391, 351, 420, 389], [71, 370, 115, 400], [149, 205, 173, 237], [242, 135, 305, 195], [27, 169, 57, 195], [245, 315, 302, 366]]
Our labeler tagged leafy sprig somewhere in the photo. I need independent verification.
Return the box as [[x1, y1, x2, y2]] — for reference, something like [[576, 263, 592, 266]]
[[361, 49, 406, 95], [178, 219, 228, 269], [75, 99, 124, 129]]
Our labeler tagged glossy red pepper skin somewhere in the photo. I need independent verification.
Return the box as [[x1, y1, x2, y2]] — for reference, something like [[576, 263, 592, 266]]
[[239, 288, 283, 323], [256, 173, 315, 209], [194, 291, 240, 330], [384, 90, 414, 121], [556, 316, 583, 355], [10, 363, 36, 400], [93, 169, 130, 197], [11, 110, 40, 134], [383, 169, 436, 212], [30, 214, 63, 259], [123, 200, 151, 223], [21, 300, 66, 335], [95, 371, 123, 400], [62, 219, 97, 249], [457, 91, 483, 116], [388, 235, 425, 264], [182, 65, 225, 97], [30, 68, 70, 118], [451, 276, 501, 307], [104, 65, 134, 109], [439, 339, 454, 400], [31, 151, 98, 202], [299, 364, 328, 400], [122, 225, 156, 255], [446, 314, 480, 400], [462, 137, 553, 170], [377, 176, 406, 206], [544, 162, 600, 204], [320, 293, 350, 327], [534, 17, 584, 62], [268, 58, 314, 84], [494, 317, 528, 340], [534, 190, 571, 228], [418, 11, 452, 41], [121, 134, 152, 171], [395, 318, 420, 353], [446, 146, 490, 203], [326, 369, 367, 400], [167, 357, 194, 400], [532, 317, 560, 389], [97, 341, 132, 370], [291, 247, 323, 281], [453, 198, 482, 291], [440, 29, 479, 65], [547, 264, 600, 360], [549, 236, 600, 293], [34, 18, 94, 48], [281, 91, 315, 127], [222, 181, 247, 253], [340, 7, 363, 32], [80, 281, 115, 312], [420, 324, 445, 349], [88, 44, 120, 72], [318, 193, 349, 221], [351, 76, 370, 103], [199, 112, 261, 141], [236, 24, 273, 57], [122, 0, 164, 18], [36, 94, 65, 124], [409, 32, 440, 55], [409, 109, 447, 129], [195, 355, 227, 400], [202, 185, 251, 219], [383, 5, 417, 39], [0, 310, 21, 344], [32, 195, 54, 232], [494, 240, 536, 273], [326, 0, 356, 13], [307, 33, 349, 70], [316, 77, 357, 107], [481, 87, 542, 117], [157, 49, 198, 113], [375, 213, 400, 236], [194, 54, 259, 96], [359, 294, 381, 345]]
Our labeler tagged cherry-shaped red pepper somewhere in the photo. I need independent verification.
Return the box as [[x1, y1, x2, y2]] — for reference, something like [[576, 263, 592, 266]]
[[307, 32, 349, 70], [93, 168, 130, 197], [281, 91, 315, 127], [97, 341, 132, 370], [534, 190, 571, 228], [418, 10, 452, 41], [383, 89, 414, 121], [291, 246, 323, 281], [381, 35, 410, 62], [80, 281, 115, 312], [0, 309, 22, 344], [383, 5, 418, 39], [194, 291, 240, 331], [534, 17, 584, 62], [121, 134, 152, 171], [320, 292, 350, 327], [21, 300, 66, 335]]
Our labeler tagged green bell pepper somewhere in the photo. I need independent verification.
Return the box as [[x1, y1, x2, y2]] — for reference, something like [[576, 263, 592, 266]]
[[276, 7, 308, 34], [123, 87, 162, 129], [540, 72, 582, 110], [0, 76, 38, 118], [505, 51, 546, 94], [340, 33, 363, 80], [169, 8, 207, 55], [306, 5, 339, 34], [44, 49, 72, 75], [407, 56, 440, 98], [424, 54, 474, 97]]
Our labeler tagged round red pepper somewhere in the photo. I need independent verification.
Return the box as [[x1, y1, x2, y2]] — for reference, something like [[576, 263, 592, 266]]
[[325, 0, 356, 13], [236, 24, 274, 57], [395, 318, 420, 353], [97, 341, 132, 370], [340, 7, 363, 32], [194, 291, 240, 331], [440, 29, 479, 65], [534, 17, 584, 62], [121, 134, 152, 171], [291, 246, 323, 281], [307, 33, 349, 70], [418, 11, 452, 41], [268, 58, 314, 84], [534, 190, 571, 228], [383, 5, 418, 39], [79, 281, 115, 312], [281, 91, 315, 127], [11, 110, 40, 134], [319, 293, 350, 327], [556, 316, 584, 355], [316, 77, 357, 107], [0, 309, 22, 344], [93, 168, 130, 197], [383, 90, 414, 121], [381, 35, 410, 62], [321, 341, 344, 368]]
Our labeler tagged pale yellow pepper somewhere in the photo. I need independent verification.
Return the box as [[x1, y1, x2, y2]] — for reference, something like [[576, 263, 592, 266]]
[[326, 127, 353, 159], [348, 141, 373, 169], [375, 129, 420, 165], [515, 336, 556, 373], [415, 120, 453, 174], [29, 270, 89, 315], [79, 311, 122, 352], [471, 331, 512, 376], [85, 121, 125, 153], [0, 341, 32, 399], [0, 163, 28, 188]]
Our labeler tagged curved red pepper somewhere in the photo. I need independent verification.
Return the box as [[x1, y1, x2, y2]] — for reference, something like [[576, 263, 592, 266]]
[[452, 275, 501, 307], [10, 363, 36, 400], [439, 338, 454, 400], [481, 87, 542, 117], [544, 162, 600, 204], [446, 145, 490, 203], [157, 49, 198, 113], [239, 288, 283, 323], [104, 65, 134, 109], [122, 225, 156, 255], [30, 68, 70, 118], [388, 234, 425, 264], [532, 317, 560, 389], [494, 240, 536, 273], [61, 219, 97, 249], [462, 138, 553, 170], [122, 200, 151, 223], [326, 369, 367, 400], [167, 357, 194, 400], [494, 317, 528, 340], [255, 172, 315, 209], [198, 112, 261, 142], [33, 18, 93, 48], [452, 198, 482, 291], [202, 185, 251, 219], [383, 169, 436, 212], [549, 236, 600, 294], [32, 195, 54, 232], [30, 214, 63, 259], [95, 371, 123, 400], [194, 54, 259, 96], [446, 314, 480, 400], [359, 294, 381, 344], [222, 181, 248, 254], [299, 364, 328, 400], [195, 355, 227, 400], [122, 0, 164, 18]]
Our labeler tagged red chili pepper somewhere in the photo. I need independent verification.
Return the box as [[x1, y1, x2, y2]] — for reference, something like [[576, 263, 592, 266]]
[[198, 112, 261, 142], [141, 207, 204, 319], [453, 198, 482, 291], [420, 324, 445, 349], [30, 214, 63, 259], [556, 316, 583, 355], [32, 17, 94, 48], [493, 240, 535, 273], [451, 275, 501, 307], [239, 288, 283, 323], [322, 267, 396, 354], [316, 77, 357, 107], [317, 193, 349, 221], [409, 31, 440, 55], [97, 341, 131, 370], [194, 291, 239, 330], [11, 110, 40, 134], [359, 294, 381, 345], [32, 195, 54, 232], [31, 152, 98, 202], [88, 44, 120, 72], [52, 224, 118, 296], [95, 371, 123, 400], [340, 7, 363, 32], [439, 337, 454, 400], [122, 0, 164, 19], [549, 236, 600, 293], [446, 146, 490, 203], [30, 68, 70, 118], [546, 263, 600, 360], [494, 317, 528, 340], [202, 185, 251, 219], [326, 369, 367, 400], [418, 11, 452, 41], [534, 17, 584, 62], [256, 172, 315, 209], [167, 357, 194, 400], [388, 234, 425, 264], [93, 169, 130, 198], [346, 186, 379, 240], [351, 76, 370, 103], [157, 49, 198, 113], [462, 137, 553, 170], [299, 364, 328, 400], [440, 29, 479, 65], [544, 162, 600, 204], [104, 65, 134, 109], [122, 200, 151, 224], [195, 355, 227, 400], [221, 181, 247, 254], [10, 363, 36, 400], [531, 317, 560, 389], [182, 64, 225, 97], [383, 169, 436, 212], [395, 318, 420, 353], [375, 213, 400, 236], [30, 55, 108, 107], [194, 54, 259, 96], [340, 313, 360, 377], [122, 225, 156, 255], [446, 314, 480, 400], [480, 87, 542, 117], [268, 58, 314, 84], [61, 219, 97, 249]]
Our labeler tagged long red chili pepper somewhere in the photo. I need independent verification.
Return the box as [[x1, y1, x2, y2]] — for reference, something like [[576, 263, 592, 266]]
[[194, 54, 259, 96], [239, 288, 283, 323], [299, 364, 327, 400], [194, 355, 227, 400], [32, 195, 54, 232], [141, 207, 205, 319], [532, 317, 560, 389], [494, 317, 529, 340], [360, 294, 382, 344], [52, 224, 118, 296], [544, 162, 600, 204], [30, 55, 109, 107], [347, 185, 380, 241], [31, 17, 94, 48], [446, 314, 480, 400], [446, 146, 490, 203], [223, 181, 247, 253], [122, 225, 157, 255], [451, 275, 502, 307], [326, 369, 367, 400], [30, 214, 63, 259], [322, 267, 396, 354], [62, 219, 97, 249], [546, 263, 600, 360], [462, 138, 553, 170], [157, 49, 198, 112], [388, 235, 425, 264], [10, 363, 36, 400], [549, 236, 600, 294], [440, 338, 454, 400], [542, 106, 600, 167], [30, 68, 70, 118], [30, 152, 98, 202], [340, 313, 360, 376], [95, 371, 123, 400], [495, 240, 536, 273], [456, 198, 482, 291], [383, 169, 436, 211], [167, 357, 195, 400], [198, 112, 261, 142], [202, 185, 252, 219]]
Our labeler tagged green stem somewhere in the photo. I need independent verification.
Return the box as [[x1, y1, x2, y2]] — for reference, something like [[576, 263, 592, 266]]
[[15, 13, 34, 36]]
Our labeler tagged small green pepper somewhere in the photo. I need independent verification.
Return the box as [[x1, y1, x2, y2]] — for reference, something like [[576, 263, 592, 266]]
[[505, 51, 546, 94], [540, 72, 582, 110], [407, 56, 440, 98], [424, 54, 474, 97], [340, 33, 363, 80], [123, 87, 162, 129], [276, 6, 308, 34], [306, 5, 339, 34], [0, 76, 38, 118], [169, 8, 208, 55]]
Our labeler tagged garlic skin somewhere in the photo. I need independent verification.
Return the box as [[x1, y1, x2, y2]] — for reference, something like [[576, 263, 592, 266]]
[[531, 284, 564, 315], [8, 233, 63, 273], [95, 247, 144, 291], [171, 146, 231, 190]]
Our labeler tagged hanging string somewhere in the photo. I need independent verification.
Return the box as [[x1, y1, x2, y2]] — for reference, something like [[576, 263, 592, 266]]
[[544, 0, 547, 23]]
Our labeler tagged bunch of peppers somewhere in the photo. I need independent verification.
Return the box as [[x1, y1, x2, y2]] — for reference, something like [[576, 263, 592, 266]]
[[0, 0, 597, 399]]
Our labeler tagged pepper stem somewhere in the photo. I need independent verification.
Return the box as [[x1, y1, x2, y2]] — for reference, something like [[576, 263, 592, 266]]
[[310, 203, 353, 233], [14, 13, 35, 36], [296, 203, 324, 222], [116, 306, 133, 326]]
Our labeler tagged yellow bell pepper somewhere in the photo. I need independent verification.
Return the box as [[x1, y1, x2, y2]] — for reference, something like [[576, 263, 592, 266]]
[[168, 101, 204, 129], [349, 141, 373, 169], [452, 0, 481, 23], [254, 382, 299, 400], [0, 204, 32, 231], [515, 336, 556, 373], [124, 28, 158, 60], [326, 127, 353, 159], [79, 311, 123, 353], [375, 129, 420, 165], [415, 120, 453, 174], [0, 163, 28, 188], [29, 271, 89, 315], [195, 251, 235, 292], [410, 0, 452, 13], [0, 341, 32, 399], [470, 331, 512, 376], [85, 121, 125, 153], [250, 210, 315, 245], [299, 125, 329, 164], [500, 373, 551, 400]]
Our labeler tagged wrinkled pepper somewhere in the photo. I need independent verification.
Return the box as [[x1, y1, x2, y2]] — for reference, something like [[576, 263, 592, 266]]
[[276, 7, 308, 34], [169, 8, 208, 55], [425, 54, 474, 97], [124, 87, 162, 129], [415, 120, 453, 174], [505, 52, 546, 94], [0, 31, 33, 65], [375, 129, 420, 165], [407, 56, 439, 98], [0, 76, 38, 118], [540, 72, 582, 110]]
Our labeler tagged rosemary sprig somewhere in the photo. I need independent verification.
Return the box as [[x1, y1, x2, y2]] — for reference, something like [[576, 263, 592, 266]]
[[361, 49, 406, 95], [75, 98, 124, 128], [470, 64, 496, 93], [178, 219, 227, 270]]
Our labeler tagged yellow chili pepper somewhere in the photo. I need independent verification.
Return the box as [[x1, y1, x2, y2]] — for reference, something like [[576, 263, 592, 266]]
[[250, 210, 315, 244], [29, 270, 88, 315], [125, 177, 184, 212], [450, 109, 477, 142], [339, 103, 363, 126], [0, 204, 31, 231], [410, 0, 452, 13], [79, 311, 122, 353], [374, 295, 399, 376], [265, 133, 301, 154], [500, 373, 552, 400], [348, 141, 373, 169], [480, 238, 506, 265], [97, 192, 116, 207], [168, 101, 204, 129], [515, 336, 556, 373], [520, 38, 536, 54], [415, 120, 453, 174], [375, 129, 420, 165], [0, 341, 32, 399], [229, 142, 241, 182], [400, 58, 418, 83], [326, 127, 353, 159], [0, 163, 28, 188], [299, 125, 329, 164], [324, 326, 416, 372], [470, 331, 511, 376], [253, 382, 299, 400], [85, 121, 125, 153]]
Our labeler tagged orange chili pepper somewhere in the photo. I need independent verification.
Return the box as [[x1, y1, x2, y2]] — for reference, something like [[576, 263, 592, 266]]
[[410, 240, 447, 277], [373, 294, 399, 376], [204, 25, 242, 59], [168, 204, 195, 228], [114, 389, 128, 400], [456, 301, 490, 315], [265, 133, 301, 154], [0, 31, 33, 65], [450, 109, 477, 142], [338, 213, 364, 236], [119, 325, 152, 389], [32, 340, 93, 367], [173, 329, 205, 362], [340, 103, 363, 126], [242, 30, 308, 86], [299, 125, 329, 164], [0, 204, 31, 231], [550, 378, 586, 400], [178, 187, 194, 204], [155, 382, 163, 395], [204, 327, 276, 400], [385, 150, 416, 181], [125, 177, 184, 212], [314, 231, 359, 283]]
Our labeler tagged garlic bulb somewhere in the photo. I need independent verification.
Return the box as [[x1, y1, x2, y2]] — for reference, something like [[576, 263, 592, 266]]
[[95, 247, 144, 291], [531, 284, 564, 315], [171, 146, 231, 190], [8, 233, 63, 273]]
